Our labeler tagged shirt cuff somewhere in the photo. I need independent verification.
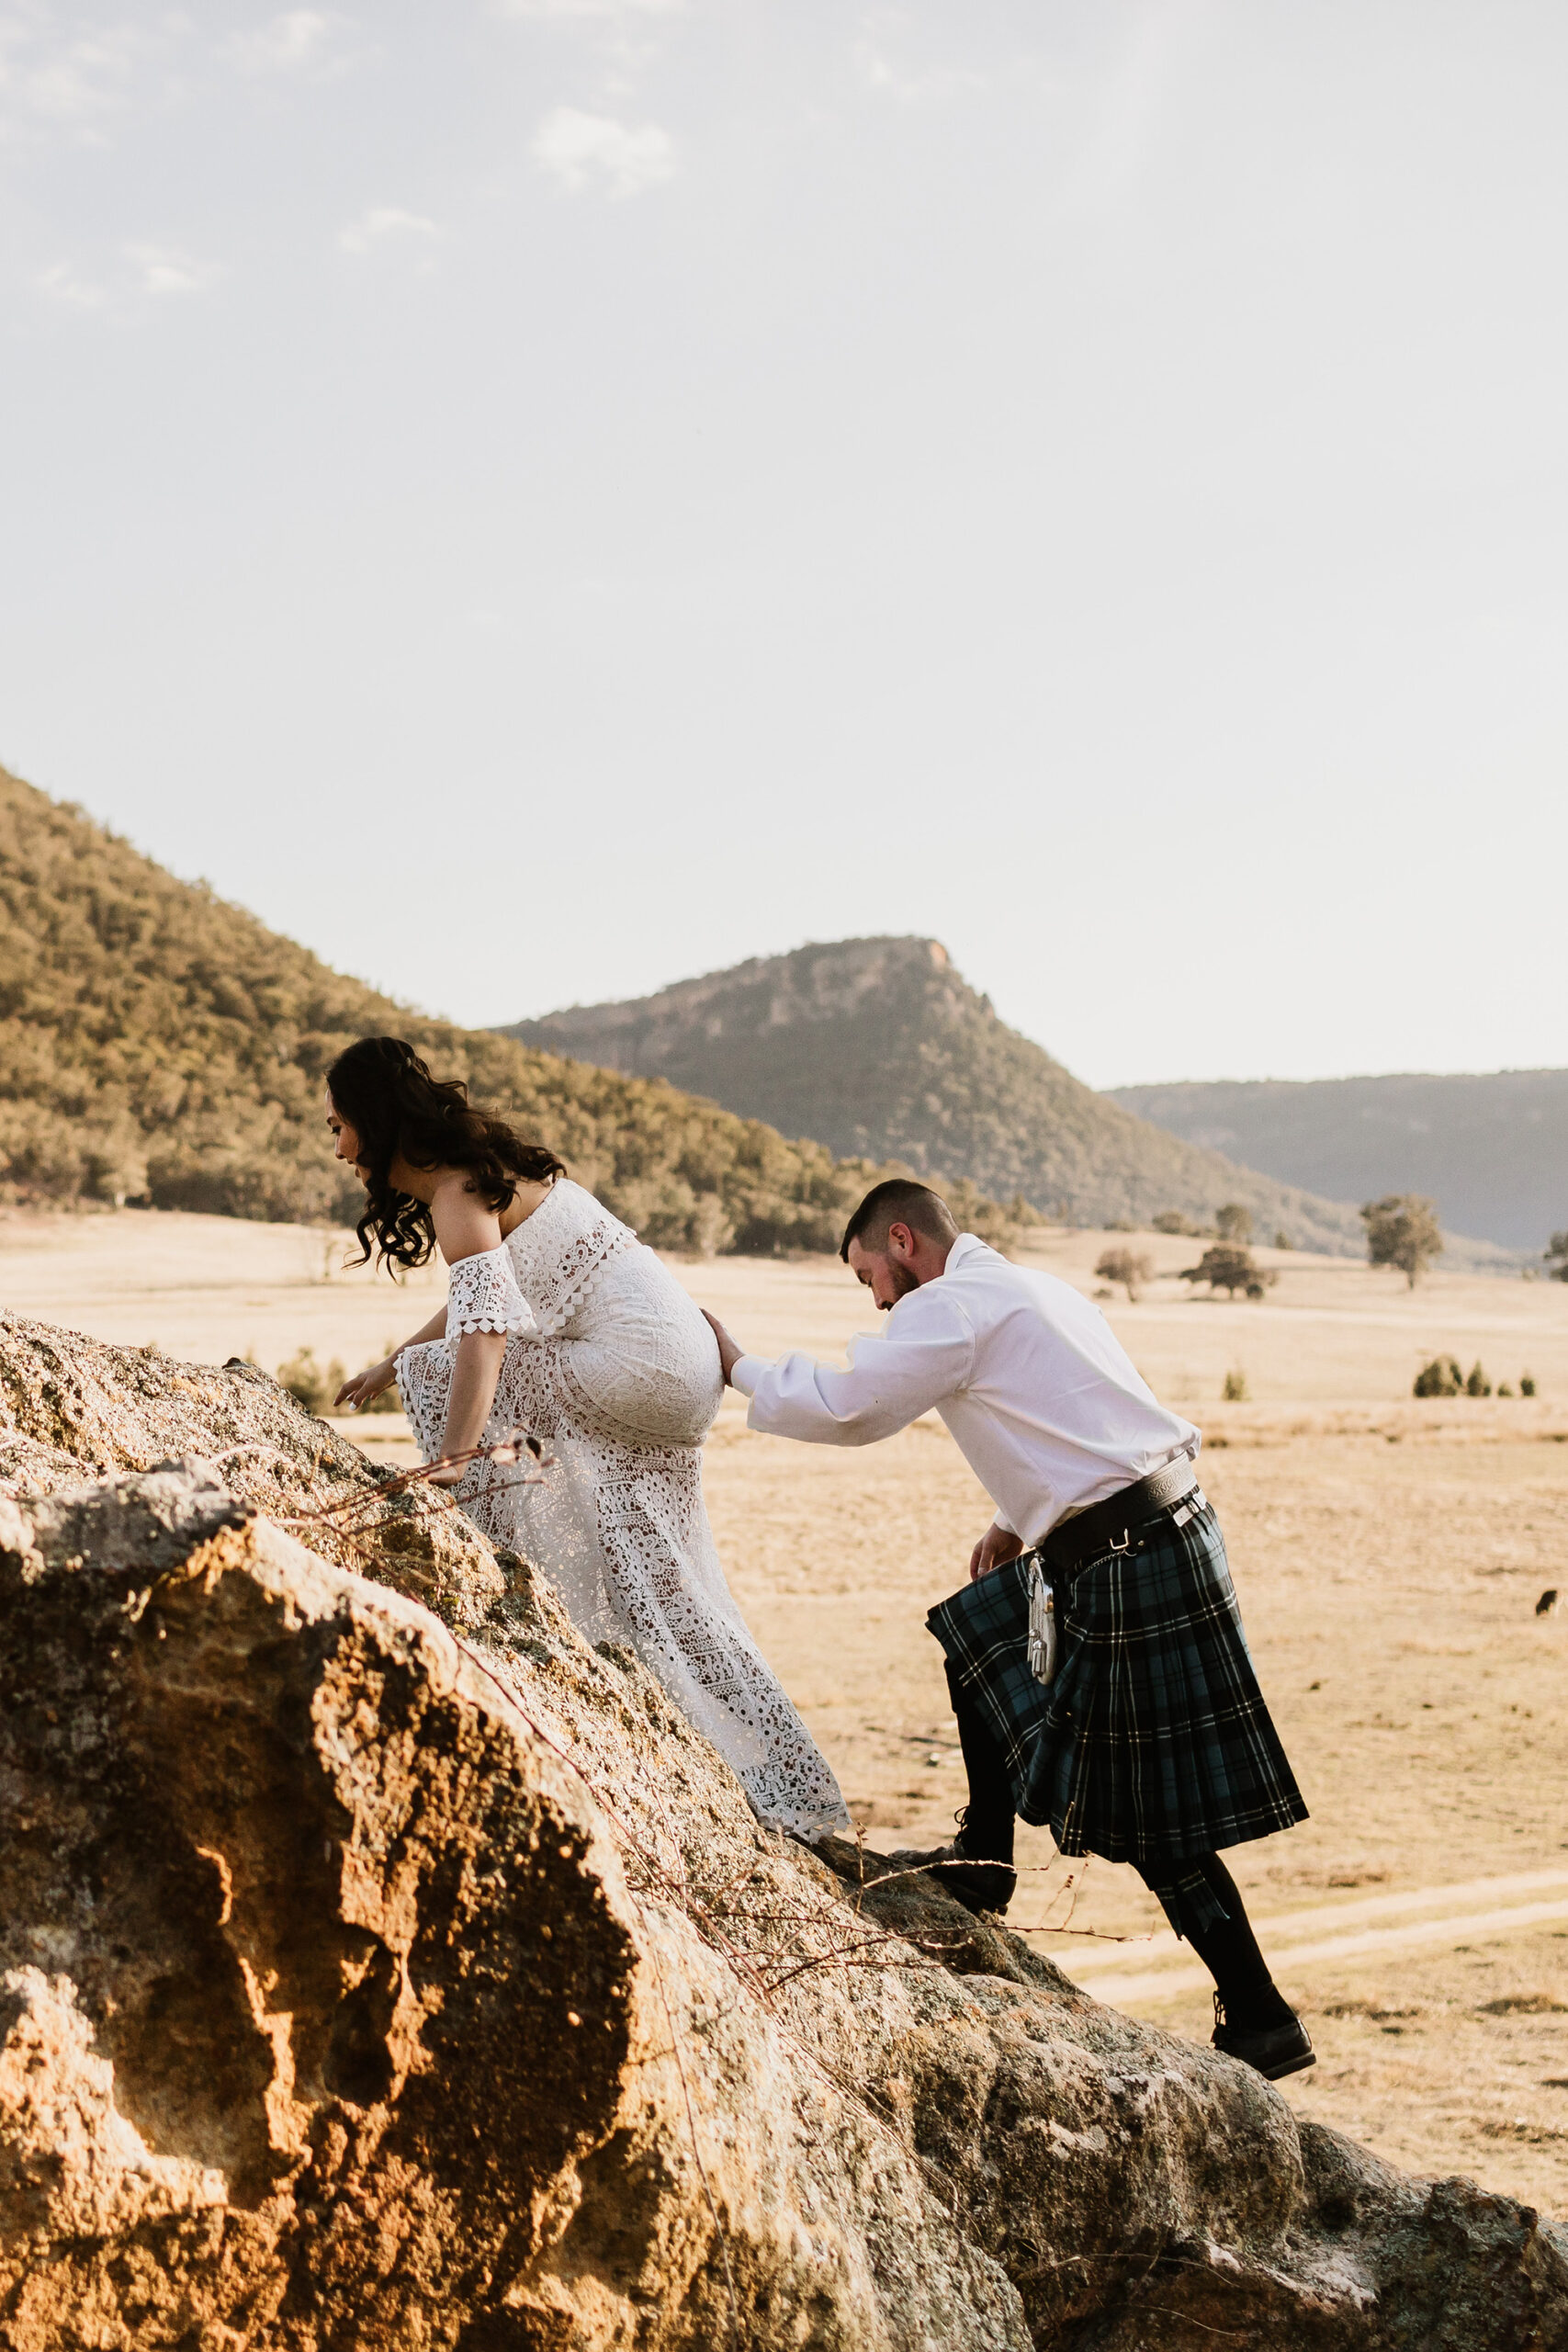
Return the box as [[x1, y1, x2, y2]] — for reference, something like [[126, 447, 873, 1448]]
[[993, 1510, 1017, 1537], [730, 1353, 769, 1398]]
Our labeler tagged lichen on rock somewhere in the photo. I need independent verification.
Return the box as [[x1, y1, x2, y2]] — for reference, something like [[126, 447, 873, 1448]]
[[1, 1313, 1565, 2348]]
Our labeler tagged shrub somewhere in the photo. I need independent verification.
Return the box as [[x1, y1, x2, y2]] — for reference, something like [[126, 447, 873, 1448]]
[[276, 1348, 347, 1416], [1546, 1233, 1568, 1283], [1413, 1356, 1463, 1398], [1466, 1361, 1492, 1397], [1215, 1203, 1253, 1244], [1361, 1195, 1442, 1289], [1521, 1373, 1538, 1397], [1273, 1229, 1291, 1252], [1095, 1246, 1154, 1302], [1153, 1211, 1201, 1237], [1222, 1369, 1249, 1402], [943, 1182, 1031, 1257], [1181, 1245, 1274, 1299]]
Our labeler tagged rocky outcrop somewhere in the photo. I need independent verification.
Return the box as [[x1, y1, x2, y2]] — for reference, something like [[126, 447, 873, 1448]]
[[0, 1311, 508, 1625], [502, 939, 1370, 1250], [2, 1314, 1566, 2349]]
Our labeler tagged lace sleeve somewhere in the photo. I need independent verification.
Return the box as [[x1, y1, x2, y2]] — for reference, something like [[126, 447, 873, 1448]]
[[445, 1244, 535, 1339]]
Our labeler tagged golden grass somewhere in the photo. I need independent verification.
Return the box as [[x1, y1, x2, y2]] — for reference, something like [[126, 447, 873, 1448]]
[[6, 1206, 1566, 2210]]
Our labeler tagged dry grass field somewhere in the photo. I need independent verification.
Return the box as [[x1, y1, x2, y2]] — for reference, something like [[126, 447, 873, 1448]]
[[4, 1207, 1566, 2213]]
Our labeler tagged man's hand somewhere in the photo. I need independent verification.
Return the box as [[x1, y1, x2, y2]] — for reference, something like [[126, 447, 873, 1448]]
[[969, 1520, 1025, 1582], [701, 1308, 745, 1386]]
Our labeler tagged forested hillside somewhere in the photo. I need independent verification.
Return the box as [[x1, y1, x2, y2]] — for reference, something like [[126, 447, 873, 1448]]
[[1110, 1071, 1568, 1253], [506, 937, 1368, 1253], [0, 769, 1011, 1254]]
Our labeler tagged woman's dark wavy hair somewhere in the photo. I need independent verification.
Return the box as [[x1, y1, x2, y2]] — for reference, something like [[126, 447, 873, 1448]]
[[327, 1036, 565, 1272]]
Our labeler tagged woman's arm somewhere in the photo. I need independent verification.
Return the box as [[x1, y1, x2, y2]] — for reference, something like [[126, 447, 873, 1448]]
[[427, 1180, 509, 1483], [427, 1329, 508, 1485], [334, 1303, 451, 1411]]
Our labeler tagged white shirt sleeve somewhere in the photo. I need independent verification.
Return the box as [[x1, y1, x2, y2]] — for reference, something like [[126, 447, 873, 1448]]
[[739, 1290, 976, 1448]]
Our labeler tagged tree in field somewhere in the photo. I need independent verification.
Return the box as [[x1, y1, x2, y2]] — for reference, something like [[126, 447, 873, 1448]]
[[1545, 1233, 1568, 1283], [1360, 1195, 1442, 1289], [1215, 1203, 1253, 1244], [1096, 1246, 1154, 1302], [1181, 1244, 1275, 1299]]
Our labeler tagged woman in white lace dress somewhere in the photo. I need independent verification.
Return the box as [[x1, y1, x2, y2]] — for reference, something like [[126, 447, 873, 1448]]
[[328, 1036, 848, 1841]]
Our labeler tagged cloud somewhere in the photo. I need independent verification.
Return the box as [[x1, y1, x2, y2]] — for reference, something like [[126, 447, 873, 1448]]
[[531, 107, 675, 197], [127, 243, 216, 297], [35, 260, 108, 311], [852, 37, 986, 105], [336, 205, 440, 254], [3, 27, 138, 131], [36, 243, 218, 311], [501, 0, 685, 18], [231, 11, 332, 73]]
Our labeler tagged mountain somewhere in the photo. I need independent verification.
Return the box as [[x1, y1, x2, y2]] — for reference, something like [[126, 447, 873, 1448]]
[[0, 768, 1009, 1256], [1108, 1071, 1568, 1254], [502, 937, 1370, 1254]]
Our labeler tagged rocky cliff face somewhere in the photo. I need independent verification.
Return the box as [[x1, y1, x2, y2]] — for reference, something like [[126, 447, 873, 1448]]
[[502, 939, 1369, 1251], [2, 1311, 1565, 2349]]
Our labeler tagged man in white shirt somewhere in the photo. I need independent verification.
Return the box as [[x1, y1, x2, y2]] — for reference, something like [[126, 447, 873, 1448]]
[[704, 1178, 1314, 2083]]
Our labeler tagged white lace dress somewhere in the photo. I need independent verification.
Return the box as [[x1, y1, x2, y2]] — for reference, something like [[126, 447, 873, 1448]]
[[396, 1179, 849, 1840]]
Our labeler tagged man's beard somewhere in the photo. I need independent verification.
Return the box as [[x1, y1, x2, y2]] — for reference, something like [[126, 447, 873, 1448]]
[[882, 1261, 919, 1306]]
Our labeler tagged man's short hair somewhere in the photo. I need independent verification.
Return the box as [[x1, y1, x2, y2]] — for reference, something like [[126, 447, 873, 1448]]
[[840, 1179, 959, 1263]]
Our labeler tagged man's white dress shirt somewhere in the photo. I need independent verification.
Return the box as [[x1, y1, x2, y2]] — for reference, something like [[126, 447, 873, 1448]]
[[731, 1233, 1199, 1548]]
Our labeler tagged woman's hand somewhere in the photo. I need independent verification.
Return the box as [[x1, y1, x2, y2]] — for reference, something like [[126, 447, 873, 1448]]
[[425, 1463, 468, 1489], [335, 1355, 399, 1412], [969, 1521, 1025, 1582]]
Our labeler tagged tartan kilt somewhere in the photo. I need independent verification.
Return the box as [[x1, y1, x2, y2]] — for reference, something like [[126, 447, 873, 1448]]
[[927, 1496, 1307, 1869]]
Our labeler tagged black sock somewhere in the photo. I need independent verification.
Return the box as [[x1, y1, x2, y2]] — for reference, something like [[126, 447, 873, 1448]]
[[945, 1662, 1016, 1866], [1138, 1853, 1293, 2031]]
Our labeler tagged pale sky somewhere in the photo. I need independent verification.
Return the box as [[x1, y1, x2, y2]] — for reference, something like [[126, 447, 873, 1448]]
[[3, 2, 1564, 1089]]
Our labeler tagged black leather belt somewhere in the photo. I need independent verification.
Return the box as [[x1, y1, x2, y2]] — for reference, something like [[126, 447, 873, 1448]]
[[1040, 1457, 1200, 1581]]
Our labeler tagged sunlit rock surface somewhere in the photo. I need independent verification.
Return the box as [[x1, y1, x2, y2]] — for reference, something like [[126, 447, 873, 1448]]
[[2, 1312, 1565, 2349]]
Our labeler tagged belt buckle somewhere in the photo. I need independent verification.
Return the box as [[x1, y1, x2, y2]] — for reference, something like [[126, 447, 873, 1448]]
[[1106, 1528, 1132, 1553]]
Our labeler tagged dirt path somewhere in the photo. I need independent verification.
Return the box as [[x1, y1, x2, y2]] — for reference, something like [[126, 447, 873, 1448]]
[[1064, 1869, 1568, 2005]]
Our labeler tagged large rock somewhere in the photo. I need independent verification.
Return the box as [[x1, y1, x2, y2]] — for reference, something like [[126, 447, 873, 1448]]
[[1, 1316, 1565, 2349], [0, 1310, 507, 1625]]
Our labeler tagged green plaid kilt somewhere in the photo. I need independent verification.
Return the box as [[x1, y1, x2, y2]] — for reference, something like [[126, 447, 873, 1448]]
[[927, 1496, 1307, 1871]]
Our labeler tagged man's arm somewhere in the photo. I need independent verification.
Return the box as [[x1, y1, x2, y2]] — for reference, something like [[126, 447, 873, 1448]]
[[701, 1299, 975, 1448]]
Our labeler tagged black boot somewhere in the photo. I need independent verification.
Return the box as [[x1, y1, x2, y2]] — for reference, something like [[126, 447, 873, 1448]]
[[888, 1810, 1018, 1917], [1139, 1853, 1316, 2081], [887, 1667, 1019, 1915], [1211, 1993, 1316, 2081]]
